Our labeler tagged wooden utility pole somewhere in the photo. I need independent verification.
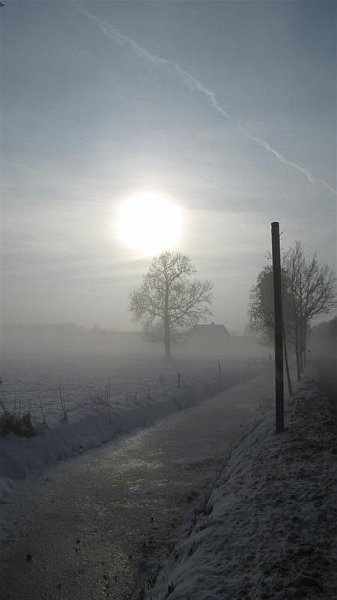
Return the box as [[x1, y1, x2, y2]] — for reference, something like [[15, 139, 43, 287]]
[[271, 222, 284, 433]]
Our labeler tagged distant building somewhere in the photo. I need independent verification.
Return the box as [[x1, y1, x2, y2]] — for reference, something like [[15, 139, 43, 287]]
[[189, 322, 230, 342]]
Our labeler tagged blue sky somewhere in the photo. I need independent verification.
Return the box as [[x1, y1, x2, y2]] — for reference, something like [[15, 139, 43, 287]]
[[2, 1, 336, 332]]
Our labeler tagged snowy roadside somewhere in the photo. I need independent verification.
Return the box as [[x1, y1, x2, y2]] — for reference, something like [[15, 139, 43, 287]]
[[0, 366, 260, 502], [144, 376, 337, 600]]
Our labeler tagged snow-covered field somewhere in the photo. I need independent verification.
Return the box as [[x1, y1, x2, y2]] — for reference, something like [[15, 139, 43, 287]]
[[0, 329, 268, 500], [2, 328, 335, 599], [144, 375, 337, 600]]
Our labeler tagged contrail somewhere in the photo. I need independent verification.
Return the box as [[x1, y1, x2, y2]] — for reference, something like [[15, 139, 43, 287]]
[[78, 5, 336, 196], [238, 125, 337, 196]]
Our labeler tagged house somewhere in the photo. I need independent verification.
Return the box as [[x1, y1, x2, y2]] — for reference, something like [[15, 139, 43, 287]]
[[189, 322, 230, 342]]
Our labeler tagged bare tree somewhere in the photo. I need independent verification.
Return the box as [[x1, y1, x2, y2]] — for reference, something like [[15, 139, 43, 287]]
[[284, 242, 337, 378], [129, 251, 213, 360], [249, 265, 295, 394], [248, 266, 295, 346], [249, 242, 336, 379]]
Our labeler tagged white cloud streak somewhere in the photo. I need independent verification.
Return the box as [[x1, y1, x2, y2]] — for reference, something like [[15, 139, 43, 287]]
[[78, 5, 336, 197]]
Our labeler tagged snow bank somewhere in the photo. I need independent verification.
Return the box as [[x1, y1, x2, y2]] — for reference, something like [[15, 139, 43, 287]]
[[145, 376, 337, 599], [0, 363, 262, 501]]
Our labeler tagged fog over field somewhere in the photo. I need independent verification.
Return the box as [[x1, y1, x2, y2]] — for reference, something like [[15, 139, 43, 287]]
[[3, 323, 268, 361], [2, 323, 269, 420], [1, 3, 336, 598], [0, 321, 270, 512]]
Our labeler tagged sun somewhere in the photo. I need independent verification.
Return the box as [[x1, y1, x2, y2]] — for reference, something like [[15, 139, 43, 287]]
[[116, 192, 183, 255]]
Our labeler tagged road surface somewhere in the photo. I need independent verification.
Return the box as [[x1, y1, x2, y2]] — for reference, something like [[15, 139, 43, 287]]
[[0, 369, 273, 600]]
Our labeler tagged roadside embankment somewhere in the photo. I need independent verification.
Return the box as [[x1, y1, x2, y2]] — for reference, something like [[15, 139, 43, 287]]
[[145, 376, 337, 600]]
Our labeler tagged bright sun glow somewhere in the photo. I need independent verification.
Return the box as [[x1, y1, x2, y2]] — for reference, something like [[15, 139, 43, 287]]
[[116, 192, 183, 255]]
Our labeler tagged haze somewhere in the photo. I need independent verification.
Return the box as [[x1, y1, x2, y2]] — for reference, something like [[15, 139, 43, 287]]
[[1, 5, 337, 597], [2, 1, 336, 334]]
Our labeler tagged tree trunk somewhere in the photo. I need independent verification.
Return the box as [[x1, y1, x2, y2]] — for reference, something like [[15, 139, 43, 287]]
[[163, 280, 172, 361], [303, 322, 307, 368], [164, 317, 172, 360], [283, 324, 293, 396], [299, 332, 304, 375], [298, 319, 305, 376], [294, 320, 301, 381]]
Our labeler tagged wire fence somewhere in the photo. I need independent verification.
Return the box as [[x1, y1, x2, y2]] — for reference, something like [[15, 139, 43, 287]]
[[0, 359, 268, 427]]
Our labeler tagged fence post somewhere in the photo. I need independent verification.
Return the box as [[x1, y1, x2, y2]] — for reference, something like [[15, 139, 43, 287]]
[[271, 222, 284, 433]]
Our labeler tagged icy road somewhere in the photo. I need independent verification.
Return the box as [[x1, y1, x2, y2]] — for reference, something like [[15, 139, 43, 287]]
[[0, 370, 273, 600]]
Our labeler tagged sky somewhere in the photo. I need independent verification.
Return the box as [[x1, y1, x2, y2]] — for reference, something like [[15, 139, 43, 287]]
[[2, 0, 336, 334]]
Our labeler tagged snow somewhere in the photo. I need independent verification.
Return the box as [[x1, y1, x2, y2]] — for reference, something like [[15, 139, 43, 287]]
[[2, 329, 335, 598], [144, 375, 337, 600], [0, 331, 268, 502]]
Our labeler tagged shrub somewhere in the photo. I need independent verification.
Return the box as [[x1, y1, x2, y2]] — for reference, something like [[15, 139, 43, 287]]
[[0, 402, 36, 438]]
